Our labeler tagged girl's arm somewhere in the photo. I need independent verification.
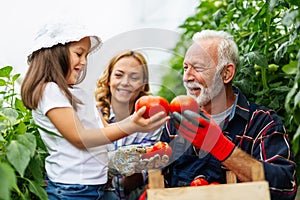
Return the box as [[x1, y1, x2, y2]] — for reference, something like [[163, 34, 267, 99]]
[[46, 106, 169, 149]]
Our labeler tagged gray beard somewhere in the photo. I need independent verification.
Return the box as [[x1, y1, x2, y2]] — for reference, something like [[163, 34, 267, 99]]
[[184, 73, 224, 106]]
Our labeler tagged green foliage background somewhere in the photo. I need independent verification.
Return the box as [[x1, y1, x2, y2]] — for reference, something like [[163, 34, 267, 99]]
[[0, 66, 48, 199], [158, 0, 300, 182]]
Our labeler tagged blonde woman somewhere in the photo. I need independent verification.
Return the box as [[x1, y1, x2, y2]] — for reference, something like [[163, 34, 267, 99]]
[[95, 50, 163, 199]]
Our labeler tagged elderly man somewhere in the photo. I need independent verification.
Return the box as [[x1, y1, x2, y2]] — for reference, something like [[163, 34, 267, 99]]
[[161, 29, 297, 200]]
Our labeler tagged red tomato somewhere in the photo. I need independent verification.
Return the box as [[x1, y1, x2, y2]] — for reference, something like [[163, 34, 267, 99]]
[[209, 182, 220, 185], [169, 95, 199, 114], [190, 177, 209, 186], [152, 141, 172, 157], [152, 141, 167, 151], [141, 147, 156, 159], [141, 141, 172, 159], [135, 95, 169, 119], [146, 147, 154, 153]]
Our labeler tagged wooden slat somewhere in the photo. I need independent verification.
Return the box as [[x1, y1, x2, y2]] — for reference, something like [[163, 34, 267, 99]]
[[148, 169, 164, 189], [147, 165, 269, 200], [147, 181, 270, 200]]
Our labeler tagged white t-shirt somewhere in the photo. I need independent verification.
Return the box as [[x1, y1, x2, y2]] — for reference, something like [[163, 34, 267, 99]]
[[32, 82, 108, 185]]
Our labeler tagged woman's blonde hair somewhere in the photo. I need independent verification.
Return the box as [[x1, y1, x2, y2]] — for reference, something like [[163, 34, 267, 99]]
[[95, 50, 150, 122]]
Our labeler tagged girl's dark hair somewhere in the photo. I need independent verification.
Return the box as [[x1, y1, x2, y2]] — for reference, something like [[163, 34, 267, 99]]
[[21, 44, 81, 110]]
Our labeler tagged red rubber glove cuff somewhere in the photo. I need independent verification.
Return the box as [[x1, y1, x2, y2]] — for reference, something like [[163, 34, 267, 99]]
[[193, 119, 235, 161], [173, 110, 235, 162], [210, 134, 235, 161]]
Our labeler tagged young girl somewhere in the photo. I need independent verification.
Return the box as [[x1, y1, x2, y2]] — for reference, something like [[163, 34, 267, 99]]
[[95, 50, 162, 199], [21, 21, 169, 200]]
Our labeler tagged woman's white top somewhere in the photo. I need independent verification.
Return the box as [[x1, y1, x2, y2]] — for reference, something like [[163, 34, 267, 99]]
[[32, 82, 108, 185]]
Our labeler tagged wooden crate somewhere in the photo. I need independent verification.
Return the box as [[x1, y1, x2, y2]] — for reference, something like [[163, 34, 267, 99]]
[[147, 167, 271, 200]]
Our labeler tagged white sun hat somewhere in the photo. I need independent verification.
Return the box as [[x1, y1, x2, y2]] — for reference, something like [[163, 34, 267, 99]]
[[28, 18, 102, 59]]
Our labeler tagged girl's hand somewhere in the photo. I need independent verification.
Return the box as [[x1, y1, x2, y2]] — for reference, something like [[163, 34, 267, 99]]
[[119, 106, 170, 134]]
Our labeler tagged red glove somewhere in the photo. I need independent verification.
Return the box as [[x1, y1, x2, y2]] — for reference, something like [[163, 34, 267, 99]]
[[172, 109, 235, 161]]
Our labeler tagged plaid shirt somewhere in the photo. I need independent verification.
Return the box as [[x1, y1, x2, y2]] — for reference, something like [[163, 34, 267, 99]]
[[161, 87, 297, 200]]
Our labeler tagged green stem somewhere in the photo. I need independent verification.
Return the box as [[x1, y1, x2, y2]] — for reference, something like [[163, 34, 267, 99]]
[[262, 2, 270, 90], [10, 80, 15, 108], [261, 68, 269, 90], [268, 33, 290, 47]]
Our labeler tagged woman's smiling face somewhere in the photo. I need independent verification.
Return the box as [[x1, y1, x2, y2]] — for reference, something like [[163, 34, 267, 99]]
[[109, 56, 145, 105]]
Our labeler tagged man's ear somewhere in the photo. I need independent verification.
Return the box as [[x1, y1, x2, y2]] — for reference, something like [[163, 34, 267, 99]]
[[222, 64, 235, 83]]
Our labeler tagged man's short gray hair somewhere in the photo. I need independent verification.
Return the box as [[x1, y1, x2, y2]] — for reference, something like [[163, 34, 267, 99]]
[[192, 30, 239, 71]]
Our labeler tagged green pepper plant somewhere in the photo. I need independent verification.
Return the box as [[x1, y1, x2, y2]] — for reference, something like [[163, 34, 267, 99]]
[[0, 66, 48, 200]]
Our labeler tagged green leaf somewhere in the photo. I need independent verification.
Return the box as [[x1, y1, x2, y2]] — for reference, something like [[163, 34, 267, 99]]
[[0, 162, 17, 200], [28, 179, 48, 200], [0, 66, 13, 78], [269, 0, 278, 13], [282, 9, 298, 26], [274, 41, 289, 63], [14, 98, 28, 113], [15, 122, 27, 135], [0, 107, 19, 125], [12, 74, 20, 82], [6, 140, 31, 177], [16, 133, 36, 157], [18, 185, 30, 200], [0, 134, 5, 142], [0, 124, 6, 132], [213, 9, 226, 27], [245, 51, 268, 69], [282, 60, 298, 75], [295, 90, 300, 107], [28, 154, 45, 185], [285, 81, 298, 112], [293, 106, 300, 125], [269, 96, 280, 110], [0, 78, 6, 86], [292, 126, 300, 155]]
